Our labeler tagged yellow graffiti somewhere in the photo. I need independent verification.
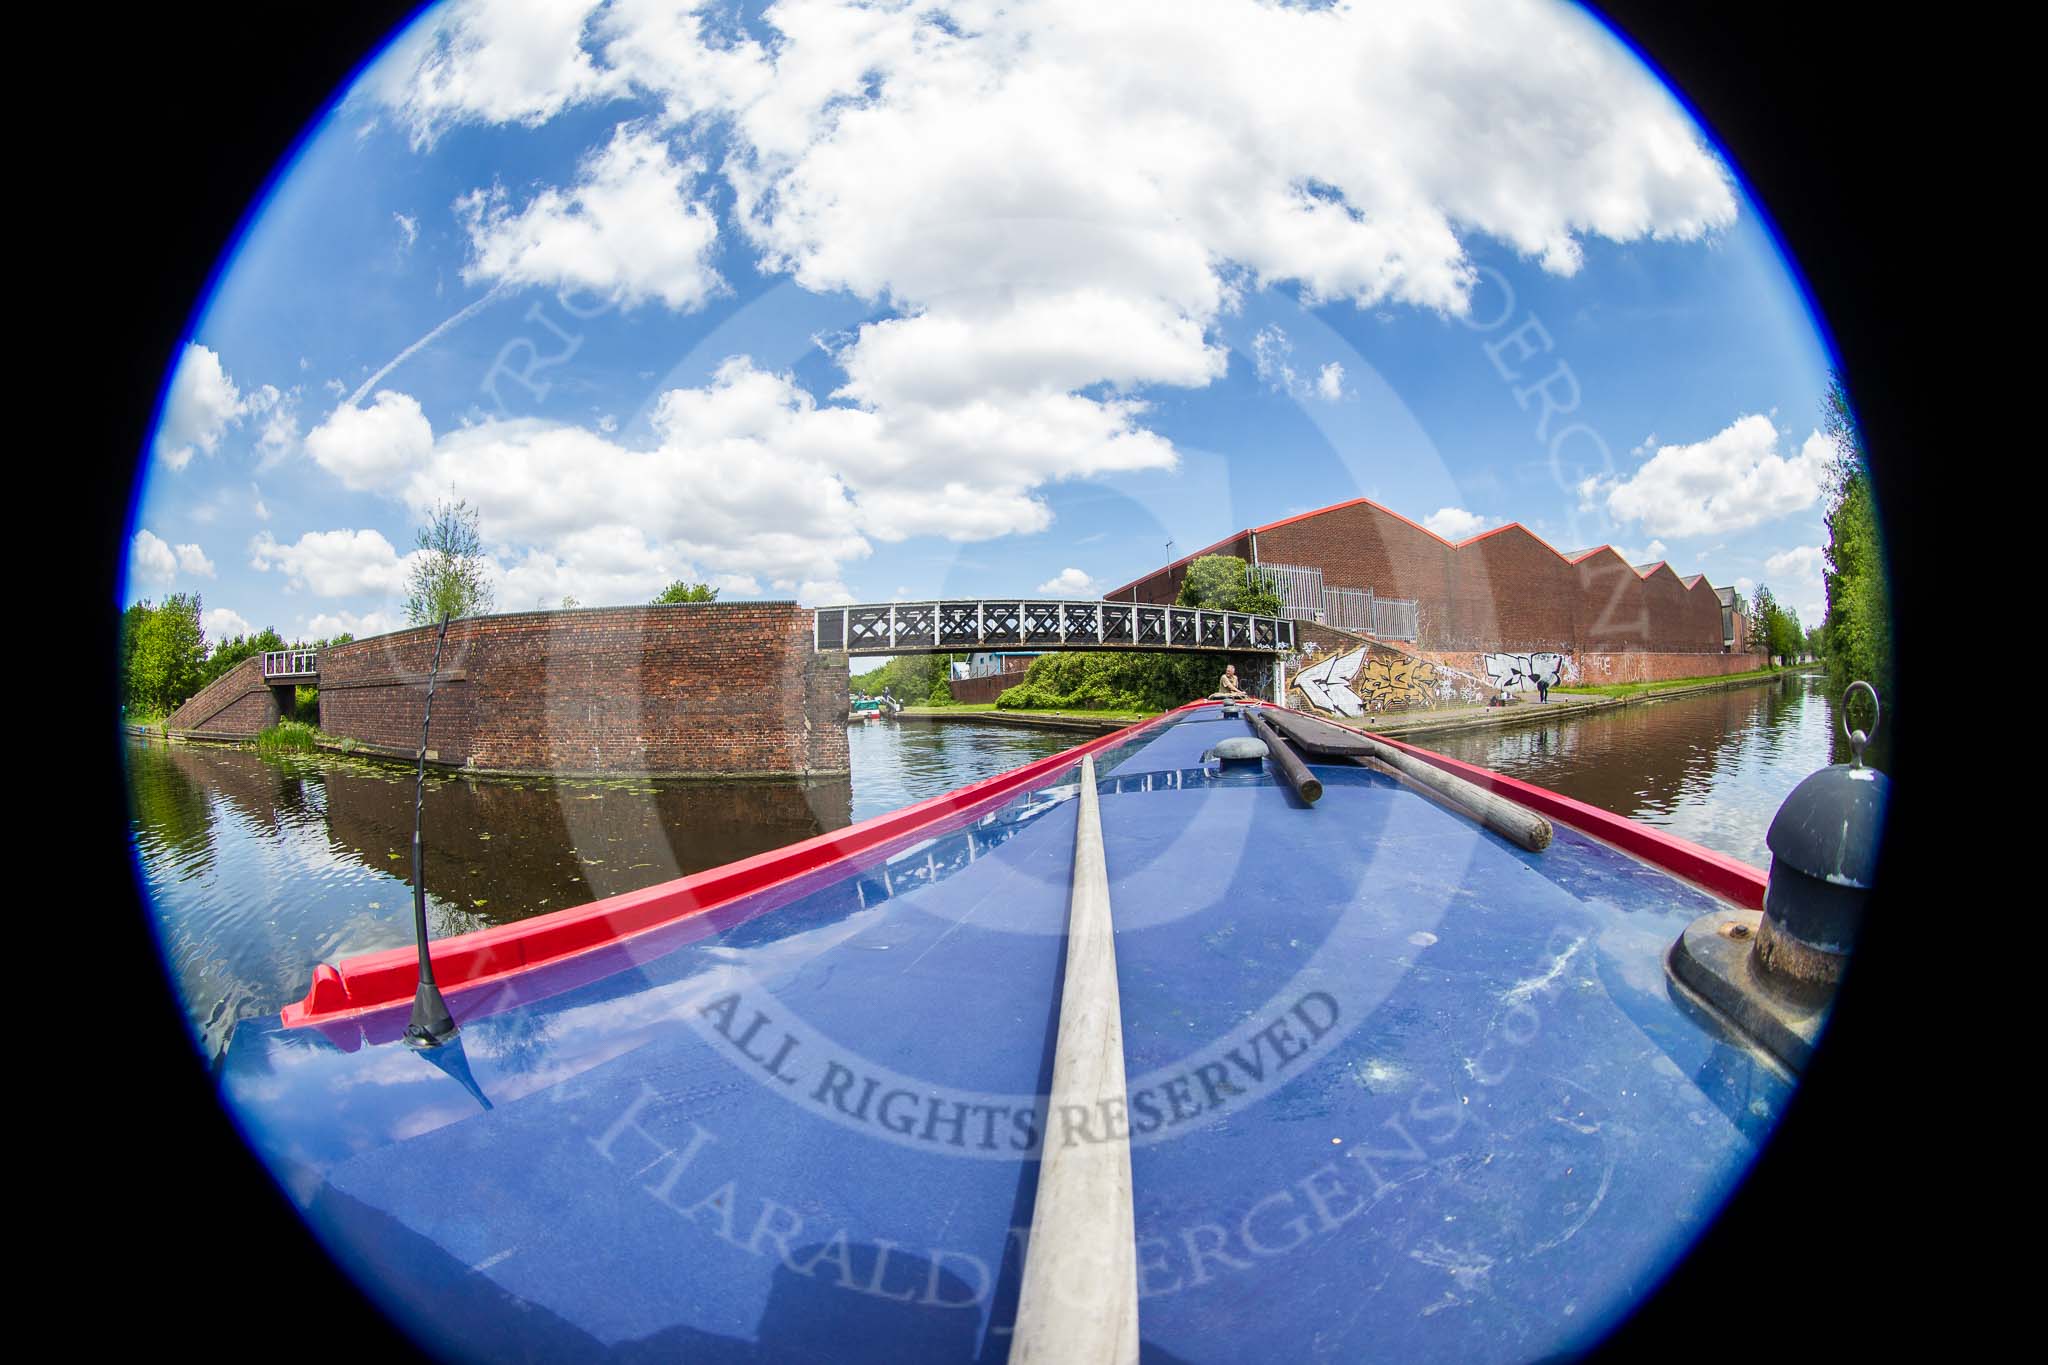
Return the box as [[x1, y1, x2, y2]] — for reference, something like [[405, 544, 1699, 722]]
[[1357, 654, 1439, 710]]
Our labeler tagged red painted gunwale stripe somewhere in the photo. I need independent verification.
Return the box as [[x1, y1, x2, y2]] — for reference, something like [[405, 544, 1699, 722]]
[[280, 703, 1198, 1027], [1251, 701, 1768, 908]]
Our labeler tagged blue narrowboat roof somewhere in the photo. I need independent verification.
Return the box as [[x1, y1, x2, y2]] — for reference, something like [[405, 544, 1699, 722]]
[[218, 703, 1787, 1361]]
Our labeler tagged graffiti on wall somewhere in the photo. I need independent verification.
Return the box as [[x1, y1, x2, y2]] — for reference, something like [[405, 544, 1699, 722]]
[[1482, 651, 1569, 691], [1293, 646, 1454, 716], [1293, 647, 1364, 715], [1357, 653, 1442, 710]]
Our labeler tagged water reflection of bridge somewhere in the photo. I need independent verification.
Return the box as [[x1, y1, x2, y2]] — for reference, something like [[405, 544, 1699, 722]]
[[815, 600, 1294, 656]]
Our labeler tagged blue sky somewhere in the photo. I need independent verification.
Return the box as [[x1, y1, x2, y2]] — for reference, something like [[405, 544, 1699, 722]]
[[128, 0, 1839, 647]]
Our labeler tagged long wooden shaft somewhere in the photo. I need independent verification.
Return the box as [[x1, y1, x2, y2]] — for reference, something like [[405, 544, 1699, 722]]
[[1009, 754, 1140, 1365], [1246, 708, 1323, 805], [1360, 736, 1552, 851]]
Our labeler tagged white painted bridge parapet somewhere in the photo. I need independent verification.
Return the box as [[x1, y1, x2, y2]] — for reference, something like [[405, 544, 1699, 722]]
[[260, 649, 319, 680]]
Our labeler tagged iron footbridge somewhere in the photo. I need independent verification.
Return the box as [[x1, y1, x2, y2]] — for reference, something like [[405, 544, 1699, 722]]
[[814, 600, 1294, 656]]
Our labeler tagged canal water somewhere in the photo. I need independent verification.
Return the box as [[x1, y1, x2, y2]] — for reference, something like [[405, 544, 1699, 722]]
[[1419, 669, 1849, 868], [126, 674, 1843, 1060]]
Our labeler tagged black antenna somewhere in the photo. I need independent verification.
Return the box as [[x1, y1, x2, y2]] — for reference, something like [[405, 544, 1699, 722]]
[[405, 611, 457, 1048]]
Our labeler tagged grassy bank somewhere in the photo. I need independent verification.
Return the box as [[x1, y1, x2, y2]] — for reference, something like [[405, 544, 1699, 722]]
[[255, 719, 323, 755], [1552, 665, 1803, 700]]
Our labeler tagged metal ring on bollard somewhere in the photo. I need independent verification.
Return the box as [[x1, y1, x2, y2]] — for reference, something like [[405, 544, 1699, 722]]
[[1840, 680, 1879, 767]]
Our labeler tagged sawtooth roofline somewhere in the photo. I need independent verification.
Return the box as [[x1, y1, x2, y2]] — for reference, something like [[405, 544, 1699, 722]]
[[1099, 495, 1727, 600]]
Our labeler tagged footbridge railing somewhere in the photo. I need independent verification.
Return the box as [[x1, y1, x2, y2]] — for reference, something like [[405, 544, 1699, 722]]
[[815, 600, 1294, 655], [261, 649, 319, 679]]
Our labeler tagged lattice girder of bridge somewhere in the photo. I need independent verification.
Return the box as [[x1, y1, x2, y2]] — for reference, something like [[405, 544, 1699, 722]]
[[814, 600, 1294, 655]]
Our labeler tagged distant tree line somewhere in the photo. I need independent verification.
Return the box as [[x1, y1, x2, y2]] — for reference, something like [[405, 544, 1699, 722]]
[[1815, 375, 1890, 703], [850, 654, 969, 705], [1742, 583, 1806, 665]]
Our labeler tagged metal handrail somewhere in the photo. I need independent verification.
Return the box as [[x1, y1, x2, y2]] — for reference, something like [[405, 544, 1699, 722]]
[[816, 599, 1294, 655], [260, 649, 319, 677]]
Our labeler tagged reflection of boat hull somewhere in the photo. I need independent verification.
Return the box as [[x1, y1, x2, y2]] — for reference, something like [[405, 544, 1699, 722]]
[[226, 701, 1792, 1362]]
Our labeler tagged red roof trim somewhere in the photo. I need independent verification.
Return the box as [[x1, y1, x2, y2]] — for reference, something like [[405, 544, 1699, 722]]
[[1100, 527, 1255, 600], [1101, 494, 1723, 600]]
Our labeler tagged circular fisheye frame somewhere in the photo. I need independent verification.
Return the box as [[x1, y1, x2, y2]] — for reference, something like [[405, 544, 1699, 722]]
[[123, 2, 1887, 1361]]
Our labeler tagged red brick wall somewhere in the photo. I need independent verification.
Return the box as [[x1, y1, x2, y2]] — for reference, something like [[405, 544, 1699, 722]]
[[316, 603, 849, 776], [1256, 503, 1450, 609], [1574, 549, 1649, 651], [1576, 652, 1763, 685], [947, 673, 1016, 704], [167, 656, 283, 738], [1440, 526, 1579, 650]]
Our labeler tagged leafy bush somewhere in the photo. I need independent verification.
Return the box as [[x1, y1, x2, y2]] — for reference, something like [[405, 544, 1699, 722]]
[[996, 651, 1257, 711], [1175, 555, 1283, 617]]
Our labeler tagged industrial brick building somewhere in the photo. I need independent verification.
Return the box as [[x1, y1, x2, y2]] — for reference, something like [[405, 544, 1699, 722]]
[[1104, 497, 1752, 688]]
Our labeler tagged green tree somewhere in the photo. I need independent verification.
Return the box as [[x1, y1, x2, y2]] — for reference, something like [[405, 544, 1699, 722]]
[[198, 626, 288, 688], [1767, 602, 1804, 664], [651, 580, 719, 604], [1744, 584, 1778, 661], [1818, 374, 1892, 702], [126, 592, 208, 714], [119, 599, 151, 704], [1176, 555, 1283, 616], [850, 653, 964, 700], [404, 499, 495, 625]]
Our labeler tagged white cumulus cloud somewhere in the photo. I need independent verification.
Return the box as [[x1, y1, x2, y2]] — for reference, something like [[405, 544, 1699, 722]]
[[175, 542, 216, 578], [305, 390, 436, 492], [1586, 415, 1831, 538], [250, 528, 414, 597], [1036, 567, 1101, 596], [156, 343, 246, 470], [203, 607, 255, 642], [1422, 507, 1499, 541], [370, 0, 624, 147], [456, 123, 722, 310], [1764, 544, 1826, 621], [130, 530, 179, 588]]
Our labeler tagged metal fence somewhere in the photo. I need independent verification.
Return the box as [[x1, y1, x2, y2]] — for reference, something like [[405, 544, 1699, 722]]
[[1322, 588, 1371, 632], [1261, 562, 1327, 621], [1317, 588, 1419, 640], [1373, 596, 1419, 640], [260, 649, 319, 678]]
